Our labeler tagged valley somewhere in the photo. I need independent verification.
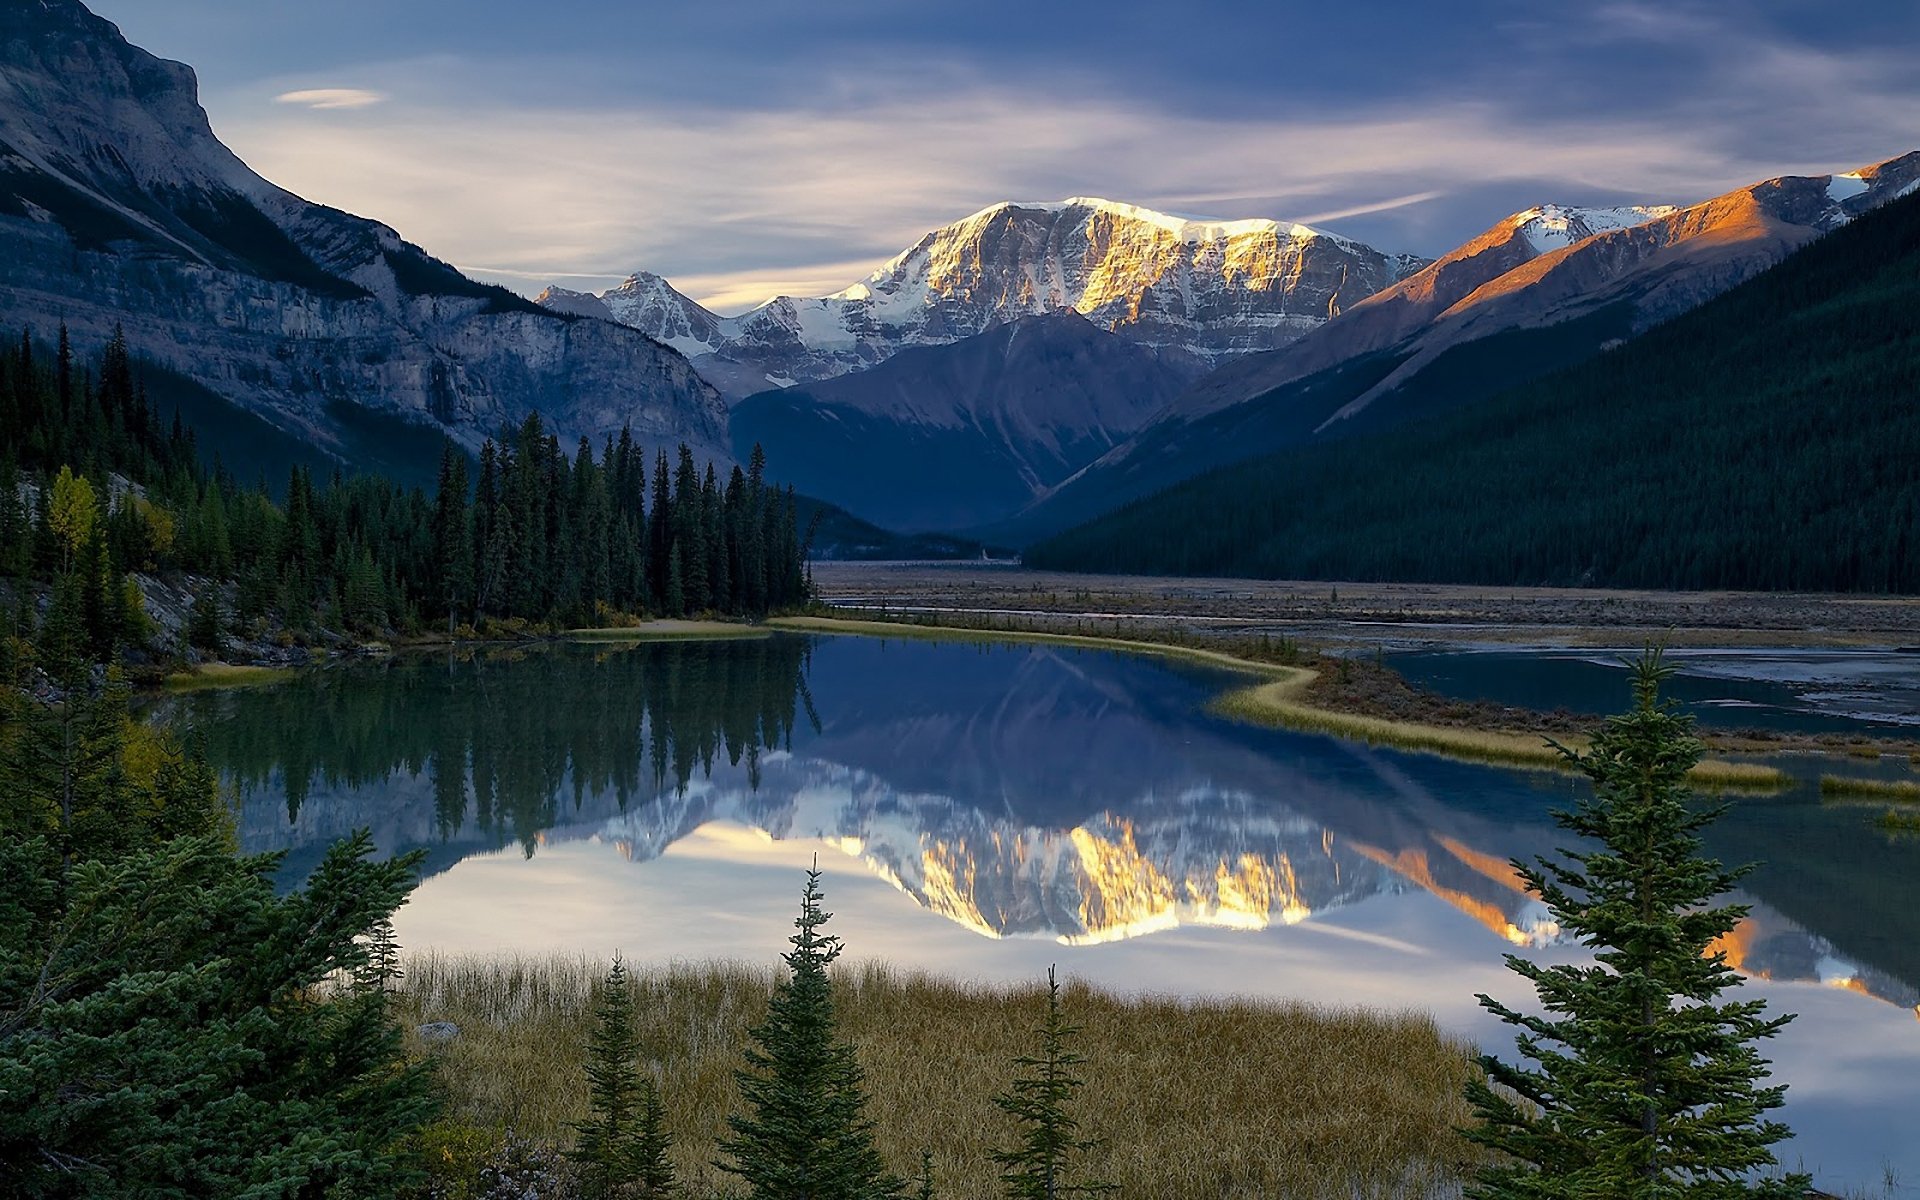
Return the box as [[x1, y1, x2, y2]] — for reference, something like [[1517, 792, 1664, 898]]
[[5, 1, 1918, 1197]]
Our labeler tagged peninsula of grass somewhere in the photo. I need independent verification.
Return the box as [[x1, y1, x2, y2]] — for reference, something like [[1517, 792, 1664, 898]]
[[769, 613, 1291, 678], [1819, 774, 1920, 802], [399, 955, 1482, 1199], [777, 612, 1788, 791], [565, 619, 770, 642], [161, 661, 299, 692]]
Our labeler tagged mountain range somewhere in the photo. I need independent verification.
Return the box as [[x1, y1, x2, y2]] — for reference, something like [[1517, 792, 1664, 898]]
[[4, 0, 1917, 574], [537, 198, 1430, 398]]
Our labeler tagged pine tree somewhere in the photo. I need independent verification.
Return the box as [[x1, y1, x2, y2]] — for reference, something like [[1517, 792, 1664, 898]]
[[356, 916, 403, 993], [719, 864, 901, 1200], [187, 581, 223, 654], [570, 956, 675, 1199], [992, 966, 1112, 1200], [431, 442, 474, 628], [1463, 651, 1809, 1199]]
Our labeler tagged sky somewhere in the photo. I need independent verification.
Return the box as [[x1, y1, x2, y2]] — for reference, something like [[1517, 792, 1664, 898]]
[[90, 1, 1920, 314]]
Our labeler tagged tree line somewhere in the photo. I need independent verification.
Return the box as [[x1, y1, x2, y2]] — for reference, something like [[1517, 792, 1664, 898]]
[[172, 637, 815, 852], [1028, 188, 1920, 593], [0, 321, 811, 675]]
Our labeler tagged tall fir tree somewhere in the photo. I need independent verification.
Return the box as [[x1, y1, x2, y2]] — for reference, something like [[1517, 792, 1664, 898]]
[[992, 966, 1112, 1200], [431, 441, 474, 627], [570, 956, 676, 1199], [719, 864, 901, 1200], [1463, 651, 1808, 1199]]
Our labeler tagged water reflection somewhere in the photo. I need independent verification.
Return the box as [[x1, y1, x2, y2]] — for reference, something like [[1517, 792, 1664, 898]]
[[164, 636, 1920, 1015], [158, 634, 1920, 1192]]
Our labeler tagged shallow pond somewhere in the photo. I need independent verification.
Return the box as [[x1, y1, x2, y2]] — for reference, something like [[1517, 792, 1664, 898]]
[[1388, 646, 1920, 733], [159, 634, 1920, 1195]]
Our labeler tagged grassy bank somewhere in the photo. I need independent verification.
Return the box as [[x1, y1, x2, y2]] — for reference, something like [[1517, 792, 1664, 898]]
[[1216, 673, 1785, 791], [779, 613, 1787, 791], [565, 620, 771, 642], [769, 614, 1292, 678], [161, 662, 299, 692], [399, 955, 1480, 1199], [1820, 775, 1920, 802]]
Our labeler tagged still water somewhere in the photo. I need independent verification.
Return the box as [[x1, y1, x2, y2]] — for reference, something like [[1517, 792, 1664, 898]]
[[1389, 646, 1920, 733], [159, 634, 1920, 1195]]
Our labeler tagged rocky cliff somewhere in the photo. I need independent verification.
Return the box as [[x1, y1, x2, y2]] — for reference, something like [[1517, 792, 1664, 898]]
[[0, 0, 728, 464]]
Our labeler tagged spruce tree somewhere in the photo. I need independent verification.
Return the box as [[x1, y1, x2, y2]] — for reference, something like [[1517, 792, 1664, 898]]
[[992, 966, 1111, 1200], [571, 956, 676, 1199], [187, 581, 223, 654], [719, 864, 901, 1200], [1464, 651, 1808, 1199]]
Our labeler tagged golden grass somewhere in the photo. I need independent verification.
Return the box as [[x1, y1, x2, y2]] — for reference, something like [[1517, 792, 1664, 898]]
[[161, 662, 298, 692], [768, 615, 1291, 679], [1877, 808, 1920, 834], [1211, 676, 1786, 793], [1820, 775, 1920, 803], [565, 621, 770, 642], [400, 954, 1481, 1199]]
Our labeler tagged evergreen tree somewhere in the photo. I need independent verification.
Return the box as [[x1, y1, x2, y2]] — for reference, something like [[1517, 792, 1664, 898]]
[[992, 966, 1111, 1200], [431, 442, 474, 628], [719, 864, 901, 1200], [187, 581, 223, 654], [570, 956, 678, 1199], [357, 916, 404, 993], [1464, 651, 1808, 1199]]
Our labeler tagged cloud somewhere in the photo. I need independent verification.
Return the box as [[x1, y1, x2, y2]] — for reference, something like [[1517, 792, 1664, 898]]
[[1292, 191, 1448, 227], [197, 6, 1917, 313], [273, 88, 387, 111]]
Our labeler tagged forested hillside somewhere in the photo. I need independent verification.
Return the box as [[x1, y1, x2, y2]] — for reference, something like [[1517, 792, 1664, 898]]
[[0, 321, 811, 677], [1028, 189, 1920, 593]]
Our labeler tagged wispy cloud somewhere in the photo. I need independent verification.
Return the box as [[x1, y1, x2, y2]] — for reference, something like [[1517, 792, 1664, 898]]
[[1294, 191, 1448, 226], [273, 88, 387, 110], [185, 2, 1917, 312]]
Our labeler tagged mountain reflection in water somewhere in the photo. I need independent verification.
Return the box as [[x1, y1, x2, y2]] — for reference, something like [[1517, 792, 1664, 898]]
[[160, 635, 1920, 1018]]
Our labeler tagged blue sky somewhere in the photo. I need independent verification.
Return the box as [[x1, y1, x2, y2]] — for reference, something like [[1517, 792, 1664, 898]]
[[93, 1, 1920, 311]]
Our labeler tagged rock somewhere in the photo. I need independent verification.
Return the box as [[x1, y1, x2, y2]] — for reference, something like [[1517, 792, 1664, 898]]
[[414, 1021, 459, 1043]]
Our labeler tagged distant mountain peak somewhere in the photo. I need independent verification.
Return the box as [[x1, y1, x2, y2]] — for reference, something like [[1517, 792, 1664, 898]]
[[551, 195, 1429, 398], [1508, 203, 1680, 254], [946, 196, 1332, 245]]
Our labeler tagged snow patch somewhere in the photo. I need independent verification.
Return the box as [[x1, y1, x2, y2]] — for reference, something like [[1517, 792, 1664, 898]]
[[1513, 203, 1677, 255], [1827, 172, 1871, 204]]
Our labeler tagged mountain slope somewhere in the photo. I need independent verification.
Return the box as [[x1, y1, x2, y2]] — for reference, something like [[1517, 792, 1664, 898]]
[[1013, 156, 1920, 543], [541, 199, 1428, 397], [0, 0, 728, 464], [729, 312, 1201, 531], [1026, 186, 1920, 593]]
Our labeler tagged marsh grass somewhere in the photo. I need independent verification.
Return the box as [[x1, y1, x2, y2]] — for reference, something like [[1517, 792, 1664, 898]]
[[400, 955, 1481, 1199], [1212, 678, 1785, 793], [1820, 775, 1920, 803], [1876, 808, 1920, 834], [161, 662, 298, 691], [566, 621, 770, 642]]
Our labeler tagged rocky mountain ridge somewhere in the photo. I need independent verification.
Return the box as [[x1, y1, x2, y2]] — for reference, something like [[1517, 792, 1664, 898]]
[[539, 197, 1430, 398], [0, 0, 729, 463], [1012, 152, 1920, 542], [728, 311, 1203, 530]]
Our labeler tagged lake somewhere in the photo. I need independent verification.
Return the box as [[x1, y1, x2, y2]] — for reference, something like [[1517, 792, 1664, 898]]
[[158, 633, 1920, 1195]]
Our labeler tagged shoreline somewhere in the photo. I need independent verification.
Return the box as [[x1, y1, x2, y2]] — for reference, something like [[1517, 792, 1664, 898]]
[[807, 561, 1920, 650], [774, 614, 1790, 789]]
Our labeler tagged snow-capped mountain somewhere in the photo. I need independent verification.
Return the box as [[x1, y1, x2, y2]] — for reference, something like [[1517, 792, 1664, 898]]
[[0, 0, 727, 462], [538, 198, 1430, 398], [1011, 153, 1920, 543]]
